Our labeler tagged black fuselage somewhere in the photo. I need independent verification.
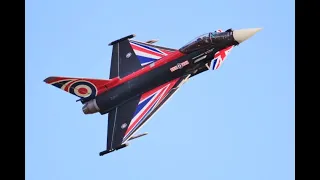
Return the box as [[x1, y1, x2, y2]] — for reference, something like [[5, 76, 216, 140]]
[[95, 31, 237, 114], [95, 48, 216, 114]]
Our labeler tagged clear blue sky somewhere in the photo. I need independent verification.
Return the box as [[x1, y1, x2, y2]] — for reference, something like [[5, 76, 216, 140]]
[[26, 0, 294, 179]]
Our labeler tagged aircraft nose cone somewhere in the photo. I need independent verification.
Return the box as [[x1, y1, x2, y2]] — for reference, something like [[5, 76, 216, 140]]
[[233, 28, 262, 44]]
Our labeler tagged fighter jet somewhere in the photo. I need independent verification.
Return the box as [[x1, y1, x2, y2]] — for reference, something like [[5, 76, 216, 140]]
[[44, 28, 262, 156]]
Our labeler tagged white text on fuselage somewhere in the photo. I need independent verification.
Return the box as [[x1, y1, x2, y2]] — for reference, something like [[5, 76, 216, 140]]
[[170, 60, 189, 72]]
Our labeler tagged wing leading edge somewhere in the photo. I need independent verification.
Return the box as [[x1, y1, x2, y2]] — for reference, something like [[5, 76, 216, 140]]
[[100, 75, 191, 156]]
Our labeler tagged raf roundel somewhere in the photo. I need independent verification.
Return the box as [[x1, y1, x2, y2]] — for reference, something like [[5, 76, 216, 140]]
[[177, 63, 183, 69], [69, 80, 97, 98]]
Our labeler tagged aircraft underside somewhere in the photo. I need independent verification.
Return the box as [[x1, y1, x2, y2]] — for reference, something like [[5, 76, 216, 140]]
[[43, 28, 262, 156]]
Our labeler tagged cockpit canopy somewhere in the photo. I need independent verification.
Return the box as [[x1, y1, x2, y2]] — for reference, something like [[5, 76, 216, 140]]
[[179, 33, 215, 54], [179, 31, 232, 54]]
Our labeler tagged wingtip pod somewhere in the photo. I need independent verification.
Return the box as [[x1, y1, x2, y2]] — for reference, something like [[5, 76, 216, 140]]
[[108, 34, 136, 46], [232, 28, 262, 44], [99, 143, 129, 156]]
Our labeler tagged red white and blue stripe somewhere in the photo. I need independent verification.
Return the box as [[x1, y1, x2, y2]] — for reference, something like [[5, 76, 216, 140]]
[[130, 41, 174, 66], [122, 78, 179, 142]]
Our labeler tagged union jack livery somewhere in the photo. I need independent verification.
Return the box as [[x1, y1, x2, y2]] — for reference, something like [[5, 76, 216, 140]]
[[130, 40, 176, 66], [211, 45, 234, 70], [123, 78, 180, 143], [44, 28, 262, 156]]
